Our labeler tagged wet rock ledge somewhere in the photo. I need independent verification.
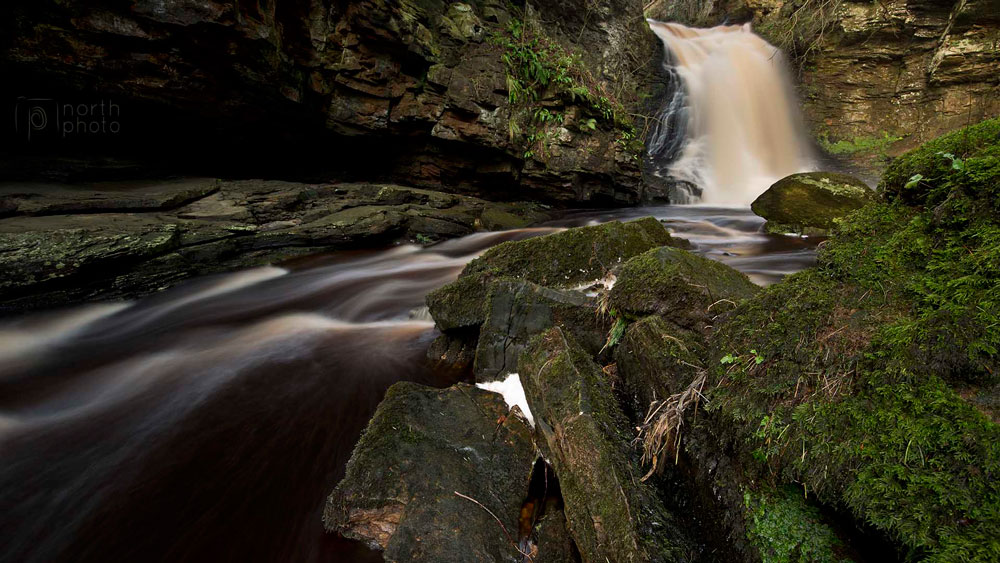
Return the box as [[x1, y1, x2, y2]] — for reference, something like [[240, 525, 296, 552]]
[[0, 179, 550, 312]]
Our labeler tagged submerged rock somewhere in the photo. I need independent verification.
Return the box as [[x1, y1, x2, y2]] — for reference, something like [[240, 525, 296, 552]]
[[751, 172, 873, 236], [324, 382, 538, 562], [609, 246, 759, 328], [519, 328, 693, 562], [426, 217, 680, 331]]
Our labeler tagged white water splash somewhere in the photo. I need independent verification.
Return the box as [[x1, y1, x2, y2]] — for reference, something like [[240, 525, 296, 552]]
[[477, 373, 534, 427], [648, 21, 813, 205]]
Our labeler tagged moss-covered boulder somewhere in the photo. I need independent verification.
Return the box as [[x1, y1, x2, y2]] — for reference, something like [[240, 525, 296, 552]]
[[699, 119, 1000, 561], [427, 217, 680, 331], [751, 172, 874, 236], [324, 382, 539, 562], [609, 246, 759, 329], [519, 327, 693, 562], [474, 279, 611, 382]]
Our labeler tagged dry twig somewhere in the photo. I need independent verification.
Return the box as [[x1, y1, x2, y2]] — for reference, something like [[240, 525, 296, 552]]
[[454, 491, 535, 561]]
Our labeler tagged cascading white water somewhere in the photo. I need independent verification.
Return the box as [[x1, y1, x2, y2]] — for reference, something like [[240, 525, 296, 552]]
[[647, 21, 814, 205]]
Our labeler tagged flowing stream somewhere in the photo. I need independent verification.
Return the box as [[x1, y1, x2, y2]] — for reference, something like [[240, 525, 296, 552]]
[[0, 19, 826, 563], [0, 207, 819, 562]]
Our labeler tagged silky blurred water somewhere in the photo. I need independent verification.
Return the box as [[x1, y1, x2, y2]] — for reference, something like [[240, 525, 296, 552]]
[[0, 210, 819, 563]]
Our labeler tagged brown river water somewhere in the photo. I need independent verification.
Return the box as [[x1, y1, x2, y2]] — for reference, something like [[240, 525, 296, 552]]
[[0, 206, 819, 562]]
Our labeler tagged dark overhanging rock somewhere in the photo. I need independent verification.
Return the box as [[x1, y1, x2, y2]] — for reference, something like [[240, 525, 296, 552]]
[[2, 0, 662, 204]]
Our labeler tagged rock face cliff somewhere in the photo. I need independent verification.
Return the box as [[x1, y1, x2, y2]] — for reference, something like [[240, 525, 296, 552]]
[[647, 0, 1000, 177], [2, 0, 663, 205]]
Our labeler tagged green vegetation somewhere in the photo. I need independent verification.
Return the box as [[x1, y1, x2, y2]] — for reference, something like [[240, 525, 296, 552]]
[[490, 18, 642, 162], [707, 117, 1000, 561], [817, 131, 903, 158], [600, 315, 627, 352], [744, 486, 849, 563], [880, 117, 1000, 206]]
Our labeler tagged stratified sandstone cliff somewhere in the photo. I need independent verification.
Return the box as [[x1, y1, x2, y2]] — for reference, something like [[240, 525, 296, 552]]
[[1, 0, 664, 204]]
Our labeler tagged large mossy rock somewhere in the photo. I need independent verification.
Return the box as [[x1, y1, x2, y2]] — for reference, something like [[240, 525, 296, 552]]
[[323, 382, 538, 562], [519, 328, 693, 563], [751, 172, 874, 236], [701, 119, 1000, 561], [427, 217, 680, 331], [609, 246, 759, 328], [474, 279, 611, 382]]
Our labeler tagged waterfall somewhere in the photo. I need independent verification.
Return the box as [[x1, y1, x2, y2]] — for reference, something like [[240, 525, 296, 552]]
[[647, 21, 813, 205]]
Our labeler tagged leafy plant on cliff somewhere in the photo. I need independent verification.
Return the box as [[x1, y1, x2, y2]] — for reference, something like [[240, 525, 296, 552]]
[[490, 18, 640, 162]]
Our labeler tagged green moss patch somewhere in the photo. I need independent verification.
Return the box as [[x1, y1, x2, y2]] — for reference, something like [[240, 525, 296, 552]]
[[610, 246, 759, 326], [744, 486, 851, 563], [880, 117, 1000, 206]]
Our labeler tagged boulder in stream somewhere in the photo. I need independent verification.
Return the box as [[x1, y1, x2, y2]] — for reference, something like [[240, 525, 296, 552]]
[[426, 217, 681, 331], [609, 246, 759, 329], [750, 172, 873, 236]]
